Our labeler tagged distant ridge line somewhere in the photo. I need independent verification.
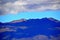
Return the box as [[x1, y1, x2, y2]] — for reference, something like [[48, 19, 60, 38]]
[[0, 18, 60, 23]]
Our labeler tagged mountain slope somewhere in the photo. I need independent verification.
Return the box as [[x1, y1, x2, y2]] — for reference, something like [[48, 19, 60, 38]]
[[0, 18, 60, 40]]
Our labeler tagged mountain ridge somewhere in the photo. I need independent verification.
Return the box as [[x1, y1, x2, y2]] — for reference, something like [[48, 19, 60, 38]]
[[1, 18, 60, 23], [0, 18, 60, 24], [0, 18, 60, 40]]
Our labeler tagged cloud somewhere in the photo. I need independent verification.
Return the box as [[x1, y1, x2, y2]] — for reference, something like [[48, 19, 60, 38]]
[[0, 27, 16, 32], [33, 35, 49, 40], [0, 0, 60, 15], [48, 27, 60, 30], [11, 35, 60, 40], [19, 26, 28, 30], [3, 35, 10, 40]]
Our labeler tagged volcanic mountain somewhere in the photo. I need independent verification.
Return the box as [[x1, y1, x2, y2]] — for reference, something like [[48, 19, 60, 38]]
[[0, 18, 60, 40]]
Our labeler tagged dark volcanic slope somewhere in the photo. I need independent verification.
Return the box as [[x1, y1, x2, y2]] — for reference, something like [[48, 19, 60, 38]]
[[0, 18, 60, 40]]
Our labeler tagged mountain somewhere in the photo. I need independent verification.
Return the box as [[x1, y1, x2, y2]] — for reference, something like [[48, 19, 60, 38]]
[[2, 18, 60, 27], [0, 18, 60, 40]]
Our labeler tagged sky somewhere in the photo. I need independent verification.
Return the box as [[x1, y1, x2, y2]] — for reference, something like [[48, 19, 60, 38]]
[[0, 0, 60, 15], [0, 11, 60, 23], [0, 0, 60, 22]]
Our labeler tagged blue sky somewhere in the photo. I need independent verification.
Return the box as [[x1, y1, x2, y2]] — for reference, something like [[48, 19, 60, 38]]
[[0, 11, 60, 23]]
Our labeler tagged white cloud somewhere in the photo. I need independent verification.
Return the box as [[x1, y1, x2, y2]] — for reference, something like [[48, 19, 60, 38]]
[[0, 28, 16, 32], [11, 35, 60, 40], [19, 26, 28, 30], [33, 35, 49, 40], [1, 1, 28, 14], [0, 0, 60, 15]]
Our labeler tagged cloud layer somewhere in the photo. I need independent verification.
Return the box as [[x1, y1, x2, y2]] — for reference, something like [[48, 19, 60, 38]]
[[3, 35, 60, 40], [0, 0, 60, 15]]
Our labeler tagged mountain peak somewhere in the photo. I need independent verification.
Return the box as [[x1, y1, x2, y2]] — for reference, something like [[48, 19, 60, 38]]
[[10, 19, 26, 23], [47, 18, 60, 23]]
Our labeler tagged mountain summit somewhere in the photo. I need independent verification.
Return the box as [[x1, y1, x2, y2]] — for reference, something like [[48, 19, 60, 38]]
[[10, 19, 26, 23]]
